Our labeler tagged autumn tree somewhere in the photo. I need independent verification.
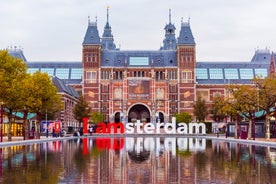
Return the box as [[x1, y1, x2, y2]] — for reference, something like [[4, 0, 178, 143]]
[[193, 95, 208, 122], [0, 50, 27, 141], [253, 76, 276, 139], [227, 84, 258, 139], [73, 95, 91, 127], [91, 112, 104, 124], [26, 71, 59, 139]]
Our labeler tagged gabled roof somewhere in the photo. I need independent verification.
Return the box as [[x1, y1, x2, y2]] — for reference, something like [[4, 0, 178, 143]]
[[82, 21, 101, 45], [52, 76, 79, 98], [177, 21, 195, 45]]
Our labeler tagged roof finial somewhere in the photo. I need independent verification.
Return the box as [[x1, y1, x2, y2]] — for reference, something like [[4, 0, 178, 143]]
[[169, 9, 171, 23], [95, 16, 98, 24], [107, 5, 110, 23], [88, 16, 90, 24], [188, 17, 191, 24]]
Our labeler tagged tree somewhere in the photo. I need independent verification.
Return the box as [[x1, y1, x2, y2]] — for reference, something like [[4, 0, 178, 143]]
[[211, 95, 226, 123], [0, 50, 27, 141], [254, 76, 276, 139], [26, 71, 59, 139], [193, 96, 208, 122], [91, 112, 104, 124], [73, 95, 91, 127], [174, 112, 192, 124], [227, 84, 258, 139]]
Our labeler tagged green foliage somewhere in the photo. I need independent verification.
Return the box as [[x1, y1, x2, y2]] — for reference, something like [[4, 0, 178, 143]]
[[174, 112, 192, 123], [91, 112, 104, 124], [73, 95, 91, 124], [193, 96, 208, 122]]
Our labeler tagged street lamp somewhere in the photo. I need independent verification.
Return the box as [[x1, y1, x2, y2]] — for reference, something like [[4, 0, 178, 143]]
[[252, 109, 255, 140], [225, 115, 228, 138], [46, 109, 48, 138], [0, 102, 4, 142]]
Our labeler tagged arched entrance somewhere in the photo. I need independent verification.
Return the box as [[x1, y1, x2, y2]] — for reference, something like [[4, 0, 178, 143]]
[[114, 112, 121, 123], [128, 104, 150, 123]]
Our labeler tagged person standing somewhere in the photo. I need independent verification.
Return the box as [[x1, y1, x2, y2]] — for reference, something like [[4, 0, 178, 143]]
[[89, 125, 93, 136]]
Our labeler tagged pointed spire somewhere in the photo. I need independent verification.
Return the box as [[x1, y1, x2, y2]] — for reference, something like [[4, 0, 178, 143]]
[[270, 52, 275, 77], [107, 5, 110, 23], [169, 9, 171, 23], [88, 16, 90, 25]]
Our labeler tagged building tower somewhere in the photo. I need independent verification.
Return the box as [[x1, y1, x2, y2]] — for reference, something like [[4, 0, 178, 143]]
[[160, 9, 177, 50], [177, 18, 196, 115], [82, 17, 102, 113]]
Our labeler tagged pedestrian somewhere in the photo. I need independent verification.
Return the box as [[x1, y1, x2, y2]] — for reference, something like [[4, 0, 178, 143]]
[[89, 125, 93, 136], [52, 128, 55, 138]]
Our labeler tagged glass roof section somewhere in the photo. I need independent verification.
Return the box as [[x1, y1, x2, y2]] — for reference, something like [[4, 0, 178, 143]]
[[196, 68, 208, 79], [27, 68, 39, 74], [71, 68, 82, 79], [209, 68, 223, 79], [224, 68, 239, 79], [239, 68, 253, 79], [254, 68, 267, 78], [40, 68, 54, 76], [55, 68, 69, 79]]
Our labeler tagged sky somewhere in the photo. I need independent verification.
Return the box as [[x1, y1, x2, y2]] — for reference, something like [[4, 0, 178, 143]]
[[1, 0, 276, 62]]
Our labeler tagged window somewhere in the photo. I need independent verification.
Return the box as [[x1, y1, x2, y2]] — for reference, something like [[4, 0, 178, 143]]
[[41, 68, 54, 76], [168, 71, 177, 80], [56, 68, 69, 79], [71, 68, 82, 79], [224, 68, 238, 79], [196, 68, 208, 79], [182, 70, 193, 83], [170, 85, 176, 92], [86, 71, 97, 83], [255, 68, 267, 78], [239, 68, 253, 79], [209, 68, 223, 79], [27, 68, 39, 74]]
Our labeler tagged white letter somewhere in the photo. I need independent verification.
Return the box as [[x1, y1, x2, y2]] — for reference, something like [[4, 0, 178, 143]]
[[189, 123, 206, 134], [136, 120, 143, 134], [144, 123, 155, 134], [125, 123, 134, 134], [156, 122, 164, 134], [164, 117, 176, 134], [177, 123, 188, 134]]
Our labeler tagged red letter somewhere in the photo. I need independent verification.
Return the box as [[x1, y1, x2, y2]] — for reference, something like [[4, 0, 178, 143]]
[[82, 117, 88, 134], [108, 122, 125, 133], [96, 123, 107, 133]]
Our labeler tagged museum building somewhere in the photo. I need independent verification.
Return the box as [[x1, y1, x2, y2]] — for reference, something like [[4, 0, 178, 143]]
[[10, 9, 275, 124]]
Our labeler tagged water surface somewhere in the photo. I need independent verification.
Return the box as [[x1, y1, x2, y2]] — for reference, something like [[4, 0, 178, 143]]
[[0, 137, 275, 184]]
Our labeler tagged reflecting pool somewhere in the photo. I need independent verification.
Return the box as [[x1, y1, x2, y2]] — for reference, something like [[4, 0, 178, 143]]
[[0, 137, 275, 184]]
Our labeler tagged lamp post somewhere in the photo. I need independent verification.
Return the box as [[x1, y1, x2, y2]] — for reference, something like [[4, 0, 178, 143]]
[[225, 115, 228, 138], [252, 109, 255, 140], [46, 109, 48, 138], [0, 102, 4, 142]]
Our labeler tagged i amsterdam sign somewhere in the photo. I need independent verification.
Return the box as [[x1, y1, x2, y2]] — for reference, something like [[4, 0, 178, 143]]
[[94, 117, 206, 135]]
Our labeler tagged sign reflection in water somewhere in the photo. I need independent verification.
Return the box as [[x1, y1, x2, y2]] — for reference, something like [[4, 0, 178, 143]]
[[0, 137, 275, 183]]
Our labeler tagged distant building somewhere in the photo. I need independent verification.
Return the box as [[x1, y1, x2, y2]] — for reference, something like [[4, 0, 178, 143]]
[[8, 9, 275, 124]]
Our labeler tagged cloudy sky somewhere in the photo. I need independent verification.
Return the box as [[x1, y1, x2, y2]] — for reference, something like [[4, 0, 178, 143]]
[[1, 0, 276, 62]]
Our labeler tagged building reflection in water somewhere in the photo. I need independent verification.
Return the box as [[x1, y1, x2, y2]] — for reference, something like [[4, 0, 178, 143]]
[[0, 137, 275, 183]]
